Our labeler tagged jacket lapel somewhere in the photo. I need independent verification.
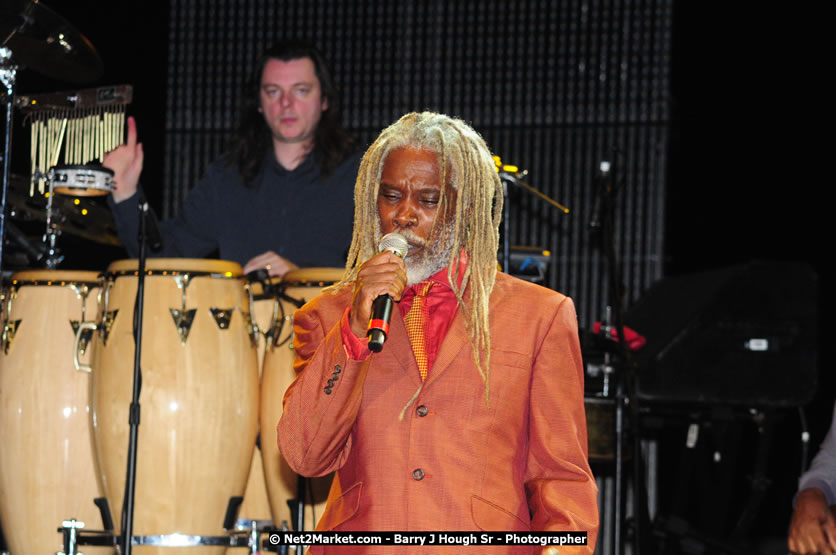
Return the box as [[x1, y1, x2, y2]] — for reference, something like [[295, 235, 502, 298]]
[[424, 309, 468, 387], [423, 275, 510, 387]]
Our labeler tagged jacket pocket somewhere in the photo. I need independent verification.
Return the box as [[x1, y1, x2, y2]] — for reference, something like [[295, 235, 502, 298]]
[[316, 481, 363, 531], [471, 494, 530, 532]]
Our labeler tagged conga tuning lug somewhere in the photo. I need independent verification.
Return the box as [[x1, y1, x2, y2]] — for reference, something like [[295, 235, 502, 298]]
[[209, 307, 234, 330], [268, 315, 294, 350], [173, 273, 193, 308], [68, 283, 91, 301], [267, 323, 280, 349], [170, 309, 197, 344], [1, 320, 21, 354], [242, 311, 260, 348], [69, 320, 94, 356], [100, 309, 118, 345]]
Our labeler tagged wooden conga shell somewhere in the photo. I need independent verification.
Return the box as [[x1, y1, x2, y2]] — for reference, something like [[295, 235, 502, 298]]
[[0, 270, 113, 554], [225, 279, 281, 553], [91, 259, 258, 553], [260, 268, 344, 531]]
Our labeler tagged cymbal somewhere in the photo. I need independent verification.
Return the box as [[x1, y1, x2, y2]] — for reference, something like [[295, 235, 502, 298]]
[[5, 174, 120, 246], [0, 0, 103, 83]]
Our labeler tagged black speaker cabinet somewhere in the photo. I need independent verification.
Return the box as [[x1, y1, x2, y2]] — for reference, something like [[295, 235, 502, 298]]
[[624, 261, 818, 407]]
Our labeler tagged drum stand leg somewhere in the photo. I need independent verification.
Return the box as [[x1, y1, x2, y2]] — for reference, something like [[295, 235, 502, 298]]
[[59, 519, 83, 555], [95, 497, 115, 531], [223, 496, 245, 530], [295, 475, 306, 553], [286, 475, 309, 554]]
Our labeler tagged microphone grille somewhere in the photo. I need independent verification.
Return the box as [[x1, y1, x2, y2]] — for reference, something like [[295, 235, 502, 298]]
[[378, 232, 409, 258]]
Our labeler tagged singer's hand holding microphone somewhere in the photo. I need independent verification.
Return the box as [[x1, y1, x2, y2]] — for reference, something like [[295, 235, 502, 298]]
[[349, 233, 409, 351]]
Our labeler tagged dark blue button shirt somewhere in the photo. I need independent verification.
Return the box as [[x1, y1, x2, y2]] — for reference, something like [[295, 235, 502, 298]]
[[110, 150, 361, 268]]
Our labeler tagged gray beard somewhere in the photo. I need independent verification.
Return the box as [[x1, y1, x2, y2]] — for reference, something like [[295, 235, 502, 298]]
[[380, 225, 456, 286], [405, 248, 447, 285]]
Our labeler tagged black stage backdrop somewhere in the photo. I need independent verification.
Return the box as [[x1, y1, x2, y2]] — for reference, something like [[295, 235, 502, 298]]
[[162, 0, 671, 332], [4, 1, 830, 553]]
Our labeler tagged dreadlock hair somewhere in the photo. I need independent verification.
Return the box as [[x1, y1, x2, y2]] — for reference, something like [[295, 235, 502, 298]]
[[337, 112, 504, 403], [226, 39, 357, 186]]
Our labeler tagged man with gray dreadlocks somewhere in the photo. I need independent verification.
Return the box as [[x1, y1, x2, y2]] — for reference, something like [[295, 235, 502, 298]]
[[278, 112, 598, 553]]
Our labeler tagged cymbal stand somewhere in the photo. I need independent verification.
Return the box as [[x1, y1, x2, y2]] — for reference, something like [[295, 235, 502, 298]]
[[589, 160, 650, 554], [41, 167, 64, 268], [0, 47, 17, 277]]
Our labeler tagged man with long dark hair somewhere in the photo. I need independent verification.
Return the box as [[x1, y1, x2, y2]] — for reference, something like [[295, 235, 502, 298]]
[[105, 40, 360, 276]]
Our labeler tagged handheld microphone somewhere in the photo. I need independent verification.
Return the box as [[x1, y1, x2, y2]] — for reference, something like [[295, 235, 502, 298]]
[[367, 232, 408, 352]]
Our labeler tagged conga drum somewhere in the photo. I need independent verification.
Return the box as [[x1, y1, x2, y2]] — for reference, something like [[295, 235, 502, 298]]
[[224, 277, 281, 552], [260, 268, 344, 531], [90, 259, 258, 553], [0, 270, 113, 554]]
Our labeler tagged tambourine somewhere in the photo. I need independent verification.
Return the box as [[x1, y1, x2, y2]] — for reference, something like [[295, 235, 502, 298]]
[[50, 164, 114, 197]]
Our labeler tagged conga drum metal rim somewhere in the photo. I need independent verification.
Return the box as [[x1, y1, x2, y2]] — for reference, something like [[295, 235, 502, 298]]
[[8, 269, 102, 285], [132, 534, 237, 546], [2, 269, 100, 355], [105, 257, 244, 277], [281, 267, 346, 286], [99, 259, 249, 347]]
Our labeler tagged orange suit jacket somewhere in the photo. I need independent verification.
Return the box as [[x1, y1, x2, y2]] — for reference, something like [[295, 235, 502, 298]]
[[278, 272, 599, 553]]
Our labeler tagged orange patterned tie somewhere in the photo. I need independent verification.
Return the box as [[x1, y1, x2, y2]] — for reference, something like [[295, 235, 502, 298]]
[[405, 281, 434, 381]]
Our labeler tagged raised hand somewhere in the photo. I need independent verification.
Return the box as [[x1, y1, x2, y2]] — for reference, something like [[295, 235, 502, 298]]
[[103, 116, 144, 203]]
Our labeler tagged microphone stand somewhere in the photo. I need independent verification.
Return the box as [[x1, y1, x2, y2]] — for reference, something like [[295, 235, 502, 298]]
[[590, 160, 650, 555], [497, 168, 569, 275], [120, 199, 155, 554], [501, 179, 511, 274]]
